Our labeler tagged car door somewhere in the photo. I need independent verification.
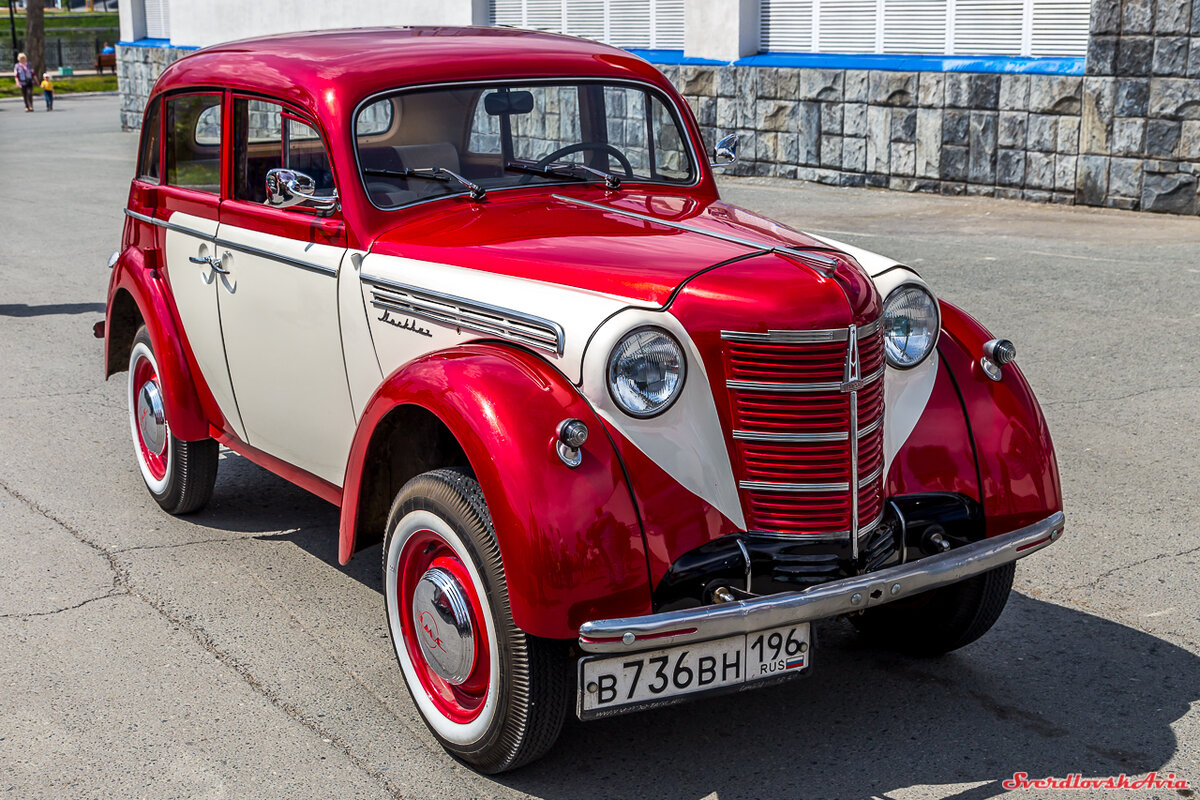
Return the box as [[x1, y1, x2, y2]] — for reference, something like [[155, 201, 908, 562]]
[[156, 91, 247, 441], [214, 96, 355, 486]]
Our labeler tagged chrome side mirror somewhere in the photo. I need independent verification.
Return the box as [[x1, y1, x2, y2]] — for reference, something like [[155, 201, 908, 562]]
[[709, 134, 740, 168], [265, 168, 338, 214]]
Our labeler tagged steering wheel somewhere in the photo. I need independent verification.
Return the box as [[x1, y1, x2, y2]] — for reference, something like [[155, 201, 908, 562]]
[[519, 142, 635, 183]]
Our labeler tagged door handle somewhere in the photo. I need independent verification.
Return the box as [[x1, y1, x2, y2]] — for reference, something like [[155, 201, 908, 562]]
[[189, 254, 231, 274]]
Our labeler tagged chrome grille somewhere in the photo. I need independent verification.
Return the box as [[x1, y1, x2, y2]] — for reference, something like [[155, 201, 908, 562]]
[[722, 322, 886, 546]]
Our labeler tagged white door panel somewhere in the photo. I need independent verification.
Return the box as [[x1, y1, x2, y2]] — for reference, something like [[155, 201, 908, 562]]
[[214, 223, 356, 486], [162, 212, 246, 440]]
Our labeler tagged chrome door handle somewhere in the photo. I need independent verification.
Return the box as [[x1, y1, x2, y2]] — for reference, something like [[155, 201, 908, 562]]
[[189, 254, 230, 274]]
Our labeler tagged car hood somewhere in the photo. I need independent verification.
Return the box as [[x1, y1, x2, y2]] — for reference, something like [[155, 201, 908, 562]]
[[368, 187, 847, 306]]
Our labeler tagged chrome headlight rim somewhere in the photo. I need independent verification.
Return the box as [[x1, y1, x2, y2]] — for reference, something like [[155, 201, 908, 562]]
[[606, 326, 688, 419], [882, 282, 940, 371]]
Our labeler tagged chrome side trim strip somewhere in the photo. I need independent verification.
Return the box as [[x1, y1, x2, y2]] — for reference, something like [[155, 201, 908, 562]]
[[123, 209, 338, 277], [578, 511, 1066, 653], [726, 365, 884, 394], [214, 237, 339, 277], [551, 194, 839, 270], [721, 318, 882, 344], [733, 429, 849, 443], [362, 273, 565, 356], [124, 208, 155, 225]]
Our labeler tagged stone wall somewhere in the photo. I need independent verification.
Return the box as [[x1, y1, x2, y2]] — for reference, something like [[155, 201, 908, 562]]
[[1081, 0, 1200, 213], [663, 65, 1092, 206], [116, 44, 189, 132]]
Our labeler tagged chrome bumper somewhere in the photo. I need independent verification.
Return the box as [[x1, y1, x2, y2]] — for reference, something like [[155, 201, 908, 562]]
[[578, 511, 1065, 654]]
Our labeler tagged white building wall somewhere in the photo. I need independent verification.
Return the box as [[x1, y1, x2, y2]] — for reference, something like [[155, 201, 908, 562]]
[[146, 0, 488, 48]]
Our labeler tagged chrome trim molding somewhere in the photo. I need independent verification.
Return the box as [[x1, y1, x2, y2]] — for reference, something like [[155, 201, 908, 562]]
[[362, 273, 565, 356], [124, 208, 337, 277], [578, 511, 1066, 653], [124, 208, 155, 225], [721, 318, 882, 344], [214, 237, 338, 277], [552, 194, 839, 271], [726, 365, 884, 394]]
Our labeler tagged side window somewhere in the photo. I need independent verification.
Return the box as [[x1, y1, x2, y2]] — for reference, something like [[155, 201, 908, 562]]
[[234, 97, 334, 205], [165, 94, 222, 193], [137, 98, 161, 182]]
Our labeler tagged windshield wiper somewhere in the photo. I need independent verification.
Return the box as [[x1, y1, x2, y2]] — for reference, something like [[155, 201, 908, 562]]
[[505, 160, 622, 190], [363, 166, 486, 201]]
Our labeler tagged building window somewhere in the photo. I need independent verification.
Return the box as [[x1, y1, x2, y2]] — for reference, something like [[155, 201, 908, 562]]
[[145, 0, 171, 39], [490, 0, 685, 50], [759, 0, 1090, 57]]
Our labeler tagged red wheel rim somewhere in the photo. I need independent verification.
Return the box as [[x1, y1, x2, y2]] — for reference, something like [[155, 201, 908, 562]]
[[132, 355, 168, 482], [397, 529, 490, 723]]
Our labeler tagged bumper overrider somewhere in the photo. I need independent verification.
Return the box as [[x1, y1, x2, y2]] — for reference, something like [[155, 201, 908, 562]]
[[578, 511, 1065, 655]]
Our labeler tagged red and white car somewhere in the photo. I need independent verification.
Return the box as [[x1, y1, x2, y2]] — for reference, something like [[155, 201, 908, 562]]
[[104, 27, 1065, 773]]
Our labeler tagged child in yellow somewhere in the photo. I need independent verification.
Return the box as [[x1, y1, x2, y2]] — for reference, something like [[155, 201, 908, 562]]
[[40, 73, 54, 111]]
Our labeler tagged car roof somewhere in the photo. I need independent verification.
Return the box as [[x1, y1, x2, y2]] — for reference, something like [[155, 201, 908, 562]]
[[152, 26, 675, 128]]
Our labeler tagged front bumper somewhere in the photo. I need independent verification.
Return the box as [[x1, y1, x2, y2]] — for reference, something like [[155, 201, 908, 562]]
[[578, 511, 1065, 654]]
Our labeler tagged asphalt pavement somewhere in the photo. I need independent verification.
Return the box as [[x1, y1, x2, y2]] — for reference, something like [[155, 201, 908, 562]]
[[1, 93, 1197, 800]]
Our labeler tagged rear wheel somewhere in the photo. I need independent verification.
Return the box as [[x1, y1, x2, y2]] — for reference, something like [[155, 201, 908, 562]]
[[383, 468, 569, 773], [852, 563, 1015, 656], [128, 327, 218, 514]]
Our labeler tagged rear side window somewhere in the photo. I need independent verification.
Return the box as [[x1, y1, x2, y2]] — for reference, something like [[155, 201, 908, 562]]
[[233, 97, 335, 205], [137, 98, 161, 182], [165, 94, 222, 193]]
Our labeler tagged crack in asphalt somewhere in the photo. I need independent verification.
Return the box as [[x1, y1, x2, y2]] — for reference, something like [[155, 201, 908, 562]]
[[1069, 544, 1200, 592], [0, 590, 126, 619], [110, 535, 248, 554], [0, 478, 416, 800], [1040, 383, 1200, 408]]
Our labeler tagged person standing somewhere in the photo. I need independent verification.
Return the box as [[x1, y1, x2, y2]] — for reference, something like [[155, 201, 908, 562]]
[[13, 53, 36, 112], [40, 72, 54, 111]]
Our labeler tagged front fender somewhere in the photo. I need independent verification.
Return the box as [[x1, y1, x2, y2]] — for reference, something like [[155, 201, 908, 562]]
[[936, 301, 1063, 535], [339, 344, 652, 639], [105, 248, 212, 442]]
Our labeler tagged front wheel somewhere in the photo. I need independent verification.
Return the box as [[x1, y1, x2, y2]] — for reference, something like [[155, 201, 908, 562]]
[[383, 468, 569, 773], [128, 326, 218, 514], [852, 563, 1015, 656]]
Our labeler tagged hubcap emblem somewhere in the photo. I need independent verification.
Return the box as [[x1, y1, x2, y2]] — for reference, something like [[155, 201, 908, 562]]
[[412, 567, 475, 685], [137, 380, 167, 456]]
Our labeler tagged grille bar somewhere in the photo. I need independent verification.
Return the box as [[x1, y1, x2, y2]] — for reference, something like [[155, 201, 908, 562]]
[[726, 365, 884, 394], [721, 318, 882, 344]]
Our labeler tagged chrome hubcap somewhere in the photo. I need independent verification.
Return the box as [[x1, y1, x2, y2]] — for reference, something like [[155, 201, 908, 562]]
[[137, 380, 167, 456], [412, 567, 475, 685]]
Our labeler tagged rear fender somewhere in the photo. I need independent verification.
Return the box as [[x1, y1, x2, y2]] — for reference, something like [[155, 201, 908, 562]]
[[105, 248, 212, 442], [340, 344, 652, 639], [936, 301, 1063, 535]]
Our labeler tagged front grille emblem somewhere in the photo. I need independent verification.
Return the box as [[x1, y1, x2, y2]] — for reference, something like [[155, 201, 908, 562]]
[[841, 323, 863, 393]]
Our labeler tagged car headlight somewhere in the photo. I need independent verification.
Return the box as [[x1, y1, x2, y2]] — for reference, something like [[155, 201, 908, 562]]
[[607, 327, 687, 418], [882, 284, 940, 369]]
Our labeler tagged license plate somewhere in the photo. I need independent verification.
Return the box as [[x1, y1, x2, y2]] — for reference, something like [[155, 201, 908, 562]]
[[577, 623, 811, 719]]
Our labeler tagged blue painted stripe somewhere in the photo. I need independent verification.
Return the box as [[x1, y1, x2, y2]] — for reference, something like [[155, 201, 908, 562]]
[[625, 48, 729, 66], [734, 52, 1084, 75], [117, 38, 201, 51]]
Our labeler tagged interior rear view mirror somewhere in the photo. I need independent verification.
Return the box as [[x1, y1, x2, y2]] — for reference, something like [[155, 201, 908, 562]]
[[484, 90, 535, 116]]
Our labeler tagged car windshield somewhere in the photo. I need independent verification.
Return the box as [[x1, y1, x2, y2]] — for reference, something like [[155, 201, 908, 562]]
[[354, 81, 696, 209]]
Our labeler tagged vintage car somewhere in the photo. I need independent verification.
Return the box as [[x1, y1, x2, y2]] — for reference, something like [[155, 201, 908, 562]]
[[104, 27, 1064, 773]]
